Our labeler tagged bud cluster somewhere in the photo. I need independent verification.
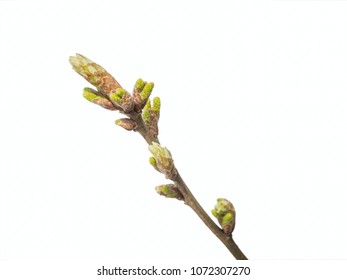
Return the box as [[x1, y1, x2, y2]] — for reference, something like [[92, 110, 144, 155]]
[[70, 54, 159, 137], [133, 78, 155, 112]]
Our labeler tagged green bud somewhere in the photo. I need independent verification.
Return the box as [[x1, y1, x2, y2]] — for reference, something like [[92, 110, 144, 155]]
[[83, 87, 99, 102], [211, 198, 236, 235], [141, 98, 160, 138], [142, 110, 151, 123], [109, 93, 122, 104], [152, 97, 161, 113], [148, 142, 176, 179], [82, 88, 116, 110], [144, 99, 151, 110], [115, 88, 126, 97], [109, 89, 134, 112], [134, 78, 145, 92], [155, 184, 183, 200], [133, 79, 153, 112], [140, 82, 154, 100]]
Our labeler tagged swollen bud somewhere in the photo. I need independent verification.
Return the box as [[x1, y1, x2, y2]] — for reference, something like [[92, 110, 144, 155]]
[[148, 142, 177, 179], [211, 198, 236, 235], [155, 184, 183, 201], [69, 54, 122, 95], [115, 118, 138, 131]]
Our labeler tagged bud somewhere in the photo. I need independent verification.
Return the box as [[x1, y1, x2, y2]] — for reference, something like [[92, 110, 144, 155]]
[[155, 184, 183, 200], [115, 118, 138, 131], [152, 97, 161, 113], [142, 110, 151, 123], [133, 78, 154, 112], [142, 98, 160, 138], [134, 78, 145, 93], [211, 198, 236, 235], [109, 88, 125, 103], [140, 82, 154, 100], [148, 142, 176, 179], [82, 87, 117, 110], [69, 54, 121, 95], [109, 88, 134, 113]]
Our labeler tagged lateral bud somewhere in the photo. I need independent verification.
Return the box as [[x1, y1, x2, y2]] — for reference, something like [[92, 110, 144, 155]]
[[109, 88, 134, 113], [133, 78, 155, 112], [155, 184, 183, 201], [142, 97, 160, 138], [211, 198, 236, 235], [148, 142, 177, 180], [115, 118, 138, 131], [83, 87, 117, 110]]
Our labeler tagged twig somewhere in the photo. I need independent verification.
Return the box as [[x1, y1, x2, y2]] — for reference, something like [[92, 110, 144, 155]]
[[133, 113, 247, 259], [69, 54, 248, 260]]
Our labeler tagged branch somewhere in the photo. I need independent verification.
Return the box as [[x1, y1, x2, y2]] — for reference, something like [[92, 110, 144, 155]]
[[69, 53, 248, 260]]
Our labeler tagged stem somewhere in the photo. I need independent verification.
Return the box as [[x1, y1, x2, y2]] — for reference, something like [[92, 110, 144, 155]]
[[174, 172, 247, 260], [134, 116, 248, 260], [129, 112, 159, 144]]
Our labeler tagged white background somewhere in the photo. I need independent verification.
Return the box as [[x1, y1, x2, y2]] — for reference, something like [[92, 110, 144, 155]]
[[0, 0, 347, 275]]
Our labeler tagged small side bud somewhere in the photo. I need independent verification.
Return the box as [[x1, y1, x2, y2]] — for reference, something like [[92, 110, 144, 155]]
[[142, 110, 151, 123], [211, 198, 236, 235], [109, 88, 134, 113], [140, 82, 154, 100], [83, 87, 103, 99], [148, 142, 176, 179], [83, 87, 99, 102], [115, 88, 126, 97], [115, 118, 138, 131], [134, 78, 145, 93], [152, 97, 161, 113], [109, 88, 125, 103], [155, 184, 183, 200], [109, 94, 122, 104], [82, 88, 117, 110], [144, 99, 151, 110], [142, 98, 160, 138]]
